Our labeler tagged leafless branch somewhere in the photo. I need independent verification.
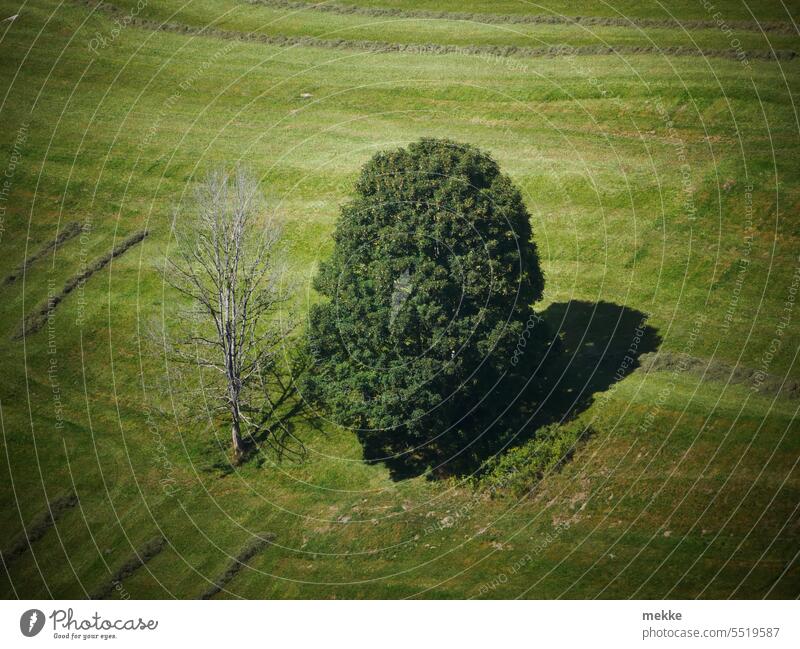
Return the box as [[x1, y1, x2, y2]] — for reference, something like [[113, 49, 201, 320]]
[[158, 167, 296, 460]]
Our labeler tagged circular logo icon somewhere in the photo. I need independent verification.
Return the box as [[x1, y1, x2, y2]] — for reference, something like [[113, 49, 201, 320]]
[[20, 609, 45, 637]]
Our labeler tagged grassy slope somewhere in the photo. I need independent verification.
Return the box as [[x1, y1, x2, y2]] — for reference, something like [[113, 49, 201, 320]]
[[0, 0, 798, 598]]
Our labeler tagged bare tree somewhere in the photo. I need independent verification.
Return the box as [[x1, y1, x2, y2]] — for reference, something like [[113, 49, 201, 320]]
[[161, 168, 289, 460]]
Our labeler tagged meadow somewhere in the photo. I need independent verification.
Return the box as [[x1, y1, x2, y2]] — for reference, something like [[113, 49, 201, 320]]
[[0, 0, 798, 598]]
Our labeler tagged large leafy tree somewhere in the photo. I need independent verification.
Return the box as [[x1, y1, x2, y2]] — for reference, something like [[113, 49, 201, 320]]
[[305, 139, 547, 477]]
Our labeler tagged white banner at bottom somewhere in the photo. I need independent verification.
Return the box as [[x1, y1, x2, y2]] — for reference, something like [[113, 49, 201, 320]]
[[1, 600, 797, 648]]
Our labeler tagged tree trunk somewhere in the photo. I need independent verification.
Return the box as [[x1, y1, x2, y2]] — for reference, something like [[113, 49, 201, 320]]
[[231, 416, 245, 459], [229, 373, 246, 459]]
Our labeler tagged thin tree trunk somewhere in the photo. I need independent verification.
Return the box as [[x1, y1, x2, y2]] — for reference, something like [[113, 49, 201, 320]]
[[231, 415, 245, 459]]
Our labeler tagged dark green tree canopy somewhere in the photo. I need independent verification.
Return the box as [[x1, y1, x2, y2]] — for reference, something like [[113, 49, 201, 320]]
[[305, 138, 547, 477]]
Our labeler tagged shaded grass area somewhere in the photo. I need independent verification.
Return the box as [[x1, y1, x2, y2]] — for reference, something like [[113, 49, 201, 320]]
[[0, 0, 797, 599]]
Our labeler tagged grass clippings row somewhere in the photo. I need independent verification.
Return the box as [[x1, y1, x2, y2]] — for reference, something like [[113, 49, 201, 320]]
[[91, 536, 166, 599], [2, 222, 83, 287], [199, 533, 275, 599], [245, 0, 797, 35], [80, 1, 797, 62], [13, 230, 148, 339], [0, 492, 78, 566], [639, 351, 800, 400]]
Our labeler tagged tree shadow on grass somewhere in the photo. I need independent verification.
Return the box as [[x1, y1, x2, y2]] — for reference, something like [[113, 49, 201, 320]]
[[531, 299, 661, 429], [206, 300, 660, 480], [372, 299, 661, 480], [206, 352, 324, 476]]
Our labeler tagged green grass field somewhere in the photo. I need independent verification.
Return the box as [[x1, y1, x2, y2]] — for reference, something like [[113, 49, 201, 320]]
[[0, 0, 798, 599]]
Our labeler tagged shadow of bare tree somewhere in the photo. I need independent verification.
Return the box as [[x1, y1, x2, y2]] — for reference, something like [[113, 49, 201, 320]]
[[208, 349, 323, 475]]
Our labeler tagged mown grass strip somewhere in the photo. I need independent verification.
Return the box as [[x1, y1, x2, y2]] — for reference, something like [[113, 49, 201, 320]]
[[91, 536, 166, 599], [199, 533, 275, 599], [0, 492, 78, 567], [12, 230, 148, 340], [2, 222, 83, 288], [80, 1, 797, 61], [244, 0, 797, 35]]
